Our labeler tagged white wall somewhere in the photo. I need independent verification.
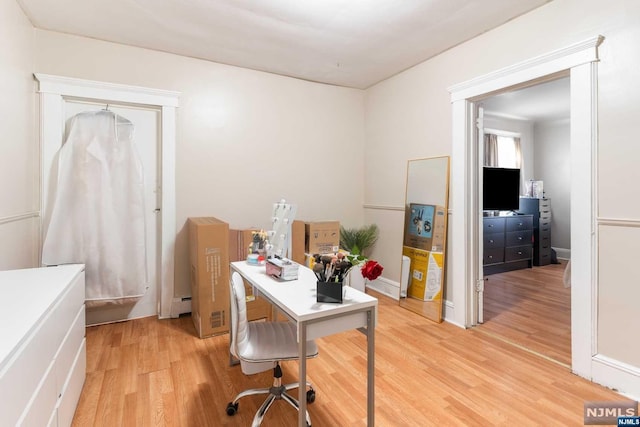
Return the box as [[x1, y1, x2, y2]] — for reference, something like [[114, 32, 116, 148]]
[[364, 0, 640, 376], [0, 0, 37, 270], [33, 30, 366, 297], [534, 119, 571, 252]]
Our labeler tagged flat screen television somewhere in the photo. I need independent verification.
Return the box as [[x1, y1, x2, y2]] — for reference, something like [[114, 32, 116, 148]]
[[483, 167, 521, 211]]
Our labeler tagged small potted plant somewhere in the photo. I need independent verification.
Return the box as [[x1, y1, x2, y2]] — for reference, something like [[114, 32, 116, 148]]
[[340, 224, 384, 290]]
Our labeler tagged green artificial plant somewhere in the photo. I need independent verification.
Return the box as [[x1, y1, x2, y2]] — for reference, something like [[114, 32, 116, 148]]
[[340, 224, 379, 265]]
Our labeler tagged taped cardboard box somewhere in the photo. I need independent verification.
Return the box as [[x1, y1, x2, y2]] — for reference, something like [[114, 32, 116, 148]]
[[402, 246, 444, 302], [403, 204, 446, 252], [189, 217, 230, 338], [303, 221, 340, 255], [229, 228, 272, 321], [291, 220, 306, 265]]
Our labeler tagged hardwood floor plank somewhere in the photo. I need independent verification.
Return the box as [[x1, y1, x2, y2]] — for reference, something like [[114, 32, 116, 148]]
[[482, 263, 572, 366], [73, 287, 627, 426]]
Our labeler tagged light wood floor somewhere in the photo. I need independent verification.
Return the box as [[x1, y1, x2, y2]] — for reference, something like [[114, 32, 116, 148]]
[[73, 287, 625, 427], [481, 263, 571, 366]]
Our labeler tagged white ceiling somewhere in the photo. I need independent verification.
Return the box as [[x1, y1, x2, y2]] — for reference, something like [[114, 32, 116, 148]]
[[482, 77, 570, 122], [18, 0, 551, 89]]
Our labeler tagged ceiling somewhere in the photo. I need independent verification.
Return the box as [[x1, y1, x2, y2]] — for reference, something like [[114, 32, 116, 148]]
[[482, 76, 570, 122], [18, 0, 550, 89]]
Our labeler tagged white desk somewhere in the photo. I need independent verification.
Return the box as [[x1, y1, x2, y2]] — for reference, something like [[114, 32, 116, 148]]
[[230, 261, 378, 426]]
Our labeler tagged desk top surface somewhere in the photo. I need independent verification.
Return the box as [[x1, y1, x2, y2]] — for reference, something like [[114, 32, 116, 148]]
[[231, 261, 378, 324]]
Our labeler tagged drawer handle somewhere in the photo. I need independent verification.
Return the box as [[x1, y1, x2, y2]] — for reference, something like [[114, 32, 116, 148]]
[[518, 222, 523, 226], [488, 255, 493, 259], [489, 239, 494, 243], [517, 251, 522, 255], [518, 237, 522, 241], [488, 224, 494, 228]]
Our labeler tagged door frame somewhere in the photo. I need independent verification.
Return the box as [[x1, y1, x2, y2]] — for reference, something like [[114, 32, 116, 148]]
[[34, 73, 180, 319], [448, 36, 602, 378]]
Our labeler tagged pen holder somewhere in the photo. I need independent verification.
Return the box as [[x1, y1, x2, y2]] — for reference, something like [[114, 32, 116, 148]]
[[316, 281, 343, 304]]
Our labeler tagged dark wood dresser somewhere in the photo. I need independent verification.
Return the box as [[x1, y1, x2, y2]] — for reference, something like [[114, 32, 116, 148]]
[[483, 214, 533, 275]]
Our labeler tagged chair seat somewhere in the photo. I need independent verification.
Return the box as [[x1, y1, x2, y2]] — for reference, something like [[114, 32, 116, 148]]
[[237, 321, 318, 363]]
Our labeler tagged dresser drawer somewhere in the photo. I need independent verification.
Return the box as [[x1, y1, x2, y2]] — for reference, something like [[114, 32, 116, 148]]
[[57, 339, 86, 427], [483, 217, 505, 234], [506, 230, 532, 246], [19, 360, 57, 427], [484, 232, 504, 249], [54, 304, 85, 398], [484, 248, 504, 265], [505, 245, 532, 262], [538, 233, 550, 247], [0, 300, 60, 425], [506, 215, 532, 231], [539, 219, 551, 231]]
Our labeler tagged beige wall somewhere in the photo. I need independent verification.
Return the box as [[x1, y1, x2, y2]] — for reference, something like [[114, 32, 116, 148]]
[[33, 30, 366, 296], [364, 0, 640, 369], [3, 0, 638, 378], [0, 0, 38, 270]]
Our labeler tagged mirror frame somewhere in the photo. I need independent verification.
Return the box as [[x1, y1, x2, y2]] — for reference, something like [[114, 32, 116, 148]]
[[398, 156, 450, 323]]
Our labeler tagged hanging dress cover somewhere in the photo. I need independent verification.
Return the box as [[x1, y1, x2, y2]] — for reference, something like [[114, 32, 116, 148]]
[[42, 110, 148, 306]]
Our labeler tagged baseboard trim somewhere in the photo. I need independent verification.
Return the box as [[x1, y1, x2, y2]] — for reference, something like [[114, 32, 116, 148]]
[[552, 247, 571, 260], [366, 277, 399, 300], [170, 297, 192, 318], [591, 354, 640, 401]]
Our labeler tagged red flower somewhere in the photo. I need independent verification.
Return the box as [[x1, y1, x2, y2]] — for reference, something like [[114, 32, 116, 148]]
[[361, 260, 383, 281]]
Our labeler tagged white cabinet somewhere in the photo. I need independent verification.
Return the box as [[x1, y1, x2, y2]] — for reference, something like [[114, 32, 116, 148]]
[[0, 264, 86, 427]]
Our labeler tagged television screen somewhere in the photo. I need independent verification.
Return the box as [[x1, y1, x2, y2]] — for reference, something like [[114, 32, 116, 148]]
[[483, 167, 521, 211]]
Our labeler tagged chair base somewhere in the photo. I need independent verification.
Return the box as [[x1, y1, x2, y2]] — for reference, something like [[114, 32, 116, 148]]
[[226, 380, 315, 427]]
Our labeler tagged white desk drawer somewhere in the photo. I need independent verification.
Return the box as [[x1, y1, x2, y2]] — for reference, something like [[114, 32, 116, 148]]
[[307, 311, 368, 340]]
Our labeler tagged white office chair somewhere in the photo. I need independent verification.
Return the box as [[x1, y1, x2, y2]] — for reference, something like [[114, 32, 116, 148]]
[[226, 272, 319, 426]]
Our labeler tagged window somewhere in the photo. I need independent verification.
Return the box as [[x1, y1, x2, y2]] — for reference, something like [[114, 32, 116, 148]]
[[483, 132, 522, 169], [496, 135, 518, 168]]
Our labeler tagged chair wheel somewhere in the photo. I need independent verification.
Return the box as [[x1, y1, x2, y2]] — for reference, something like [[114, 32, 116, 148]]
[[226, 402, 238, 416], [306, 389, 316, 403]]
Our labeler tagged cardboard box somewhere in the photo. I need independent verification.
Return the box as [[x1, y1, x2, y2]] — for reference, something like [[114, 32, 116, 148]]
[[303, 221, 340, 255], [189, 217, 230, 338], [403, 204, 446, 252], [229, 228, 259, 262], [228, 228, 272, 322], [402, 246, 444, 301], [291, 220, 306, 265]]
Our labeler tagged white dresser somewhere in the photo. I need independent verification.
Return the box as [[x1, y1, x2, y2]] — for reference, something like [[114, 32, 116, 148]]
[[0, 264, 86, 427]]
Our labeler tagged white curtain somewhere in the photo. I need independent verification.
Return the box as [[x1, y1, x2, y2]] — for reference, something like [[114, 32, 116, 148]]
[[513, 136, 524, 194], [484, 133, 499, 166], [42, 110, 148, 306]]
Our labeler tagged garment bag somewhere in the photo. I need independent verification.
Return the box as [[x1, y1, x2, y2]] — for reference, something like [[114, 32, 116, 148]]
[[42, 110, 148, 305]]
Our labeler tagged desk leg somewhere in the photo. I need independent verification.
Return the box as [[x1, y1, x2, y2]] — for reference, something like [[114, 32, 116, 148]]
[[367, 309, 375, 426], [298, 323, 307, 427]]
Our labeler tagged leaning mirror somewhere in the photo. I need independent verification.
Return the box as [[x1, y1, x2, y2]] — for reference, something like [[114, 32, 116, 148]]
[[399, 156, 450, 323]]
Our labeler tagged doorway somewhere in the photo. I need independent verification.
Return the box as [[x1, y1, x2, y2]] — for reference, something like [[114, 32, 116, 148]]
[[35, 73, 179, 321], [449, 36, 602, 376], [477, 77, 572, 366]]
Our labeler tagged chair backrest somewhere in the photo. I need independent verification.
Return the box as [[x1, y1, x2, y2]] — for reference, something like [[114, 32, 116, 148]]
[[229, 271, 249, 360], [229, 271, 275, 375]]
